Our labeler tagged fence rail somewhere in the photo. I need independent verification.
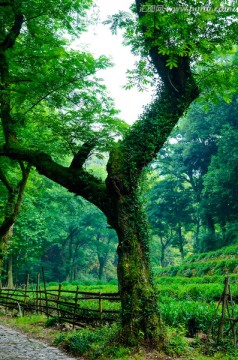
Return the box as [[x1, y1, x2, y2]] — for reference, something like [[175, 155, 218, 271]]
[[0, 285, 121, 327]]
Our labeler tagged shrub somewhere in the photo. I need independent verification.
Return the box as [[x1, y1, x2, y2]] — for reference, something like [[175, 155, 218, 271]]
[[159, 299, 217, 332], [45, 316, 60, 328], [163, 326, 188, 357], [55, 324, 119, 357]]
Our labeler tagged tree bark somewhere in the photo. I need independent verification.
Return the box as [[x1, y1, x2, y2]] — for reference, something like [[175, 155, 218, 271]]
[[205, 213, 216, 251], [109, 192, 160, 346], [0, 224, 13, 280], [161, 244, 165, 268], [177, 225, 184, 260], [96, 233, 111, 280]]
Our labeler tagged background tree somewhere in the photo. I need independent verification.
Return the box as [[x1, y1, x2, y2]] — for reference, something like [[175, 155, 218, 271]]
[[0, 158, 31, 286], [147, 175, 194, 265], [203, 124, 238, 248]]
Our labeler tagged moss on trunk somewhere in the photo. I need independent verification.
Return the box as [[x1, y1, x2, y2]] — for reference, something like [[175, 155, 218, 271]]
[[116, 194, 160, 347]]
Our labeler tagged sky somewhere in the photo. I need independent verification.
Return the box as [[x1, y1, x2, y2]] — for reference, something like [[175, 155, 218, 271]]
[[74, 0, 154, 124]]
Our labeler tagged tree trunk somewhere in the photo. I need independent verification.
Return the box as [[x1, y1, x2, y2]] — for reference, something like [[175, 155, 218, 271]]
[[0, 227, 13, 281], [107, 191, 160, 347], [194, 215, 201, 252], [160, 238, 166, 268], [96, 234, 111, 280], [205, 213, 216, 251], [178, 225, 184, 260]]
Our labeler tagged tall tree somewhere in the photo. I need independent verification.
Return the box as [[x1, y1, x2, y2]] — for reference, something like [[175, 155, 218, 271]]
[[0, 0, 237, 347]]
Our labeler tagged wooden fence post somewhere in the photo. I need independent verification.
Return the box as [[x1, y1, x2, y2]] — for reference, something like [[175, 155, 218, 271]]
[[73, 286, 79, 329], [57, 283, 62, 319], [23, 273, 30, 316], [217, 277, 229, 343], [42, 267, 49, 317], [36, 273, 40, 314], [39, 284, 43, 314], [6, 289, 9, 313], [99, 292, 103, 323], [228, 282, 237, 347]]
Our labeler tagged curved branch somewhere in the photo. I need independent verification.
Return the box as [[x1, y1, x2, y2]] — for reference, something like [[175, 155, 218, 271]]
[[135, 0, 198, 95], [0, 166, 13, 192], [0, 146, 108, 213], [70, 139, 97, 170]]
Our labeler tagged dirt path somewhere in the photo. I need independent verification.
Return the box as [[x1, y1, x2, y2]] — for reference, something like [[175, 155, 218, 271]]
[[0, 324, 77, 360]]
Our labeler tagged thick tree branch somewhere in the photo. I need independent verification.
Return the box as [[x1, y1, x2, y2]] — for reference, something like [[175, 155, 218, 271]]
[[135, 0, 198, 95], [70, 139, 97, 170], [0, 8, 24, 51], [0, 166, 13, 192], [109, 0, 199, 185], [0, 147, 108, 213]]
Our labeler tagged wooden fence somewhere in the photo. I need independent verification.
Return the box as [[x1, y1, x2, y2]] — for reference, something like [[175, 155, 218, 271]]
[[0, 285, 121, 327]]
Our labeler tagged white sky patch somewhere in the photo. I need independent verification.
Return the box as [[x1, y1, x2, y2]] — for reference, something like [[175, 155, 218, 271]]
[[73, 0, 153, 125]]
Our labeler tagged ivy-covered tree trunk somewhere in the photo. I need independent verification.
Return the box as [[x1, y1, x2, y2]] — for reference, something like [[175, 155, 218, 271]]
[[0, 224, 14, 282], [115, 195, 159, 346]]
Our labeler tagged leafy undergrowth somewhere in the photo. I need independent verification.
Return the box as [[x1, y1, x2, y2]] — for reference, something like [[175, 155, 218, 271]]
[[0, 312, 237, 360]]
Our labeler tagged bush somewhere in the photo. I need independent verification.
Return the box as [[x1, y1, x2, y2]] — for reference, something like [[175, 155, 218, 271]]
[[55, 324, 119, 358], [159, 299, 217, 332], [163, 326, 188, 357], [45, 316, 60, 328]]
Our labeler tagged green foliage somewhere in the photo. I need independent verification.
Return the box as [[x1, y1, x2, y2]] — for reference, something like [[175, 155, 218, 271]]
[[185, 244, 238, 263], [1, 0, 128, 159], [156, 258, 238, 278], [5, 172, 118, 284], [45, 316, 60, 328], [54, 324, 128, 359], [163, 326, 188, 357], [105, 0, 237, 97], [147, 93, 238, 265], [156, 244, 238, 279]]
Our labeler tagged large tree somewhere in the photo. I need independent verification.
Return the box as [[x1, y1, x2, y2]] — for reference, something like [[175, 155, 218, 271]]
[[0, 0, 237, 347]]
